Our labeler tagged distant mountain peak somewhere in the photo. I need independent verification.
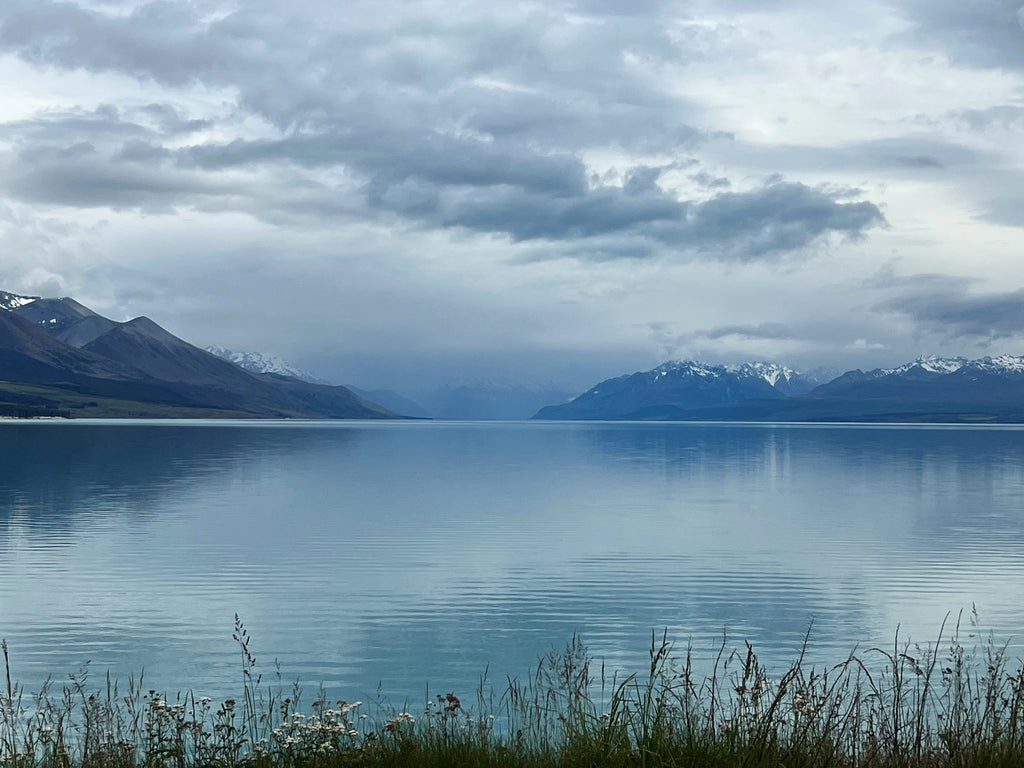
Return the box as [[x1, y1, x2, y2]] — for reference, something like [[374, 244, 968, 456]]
[[0, 290, 40, 311], [651, 360, 718, 378], [878, 355, 969, 376], [730, 361, 800, 386], [871, 354, 1024, 378], [535, 358, 823, 420], [647, 360, 823, 391], [204, 345, 327, 384], [968, 355, 1024, 374], [647, 359, 813, 388]]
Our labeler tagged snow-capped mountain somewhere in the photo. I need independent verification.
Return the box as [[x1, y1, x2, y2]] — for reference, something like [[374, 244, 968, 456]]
[[0, 290, 39, 311], [534, 359, 823, 420], [871, 355, 969, 377], [800, 353, 1024, 421], [968, 355, 1024, 375], [534, 353, 1024, 422], [829, 354, 1024, 385], [732, 361, 799, 387], [641, 360, 830, 390], [204, 345, 327, 384]]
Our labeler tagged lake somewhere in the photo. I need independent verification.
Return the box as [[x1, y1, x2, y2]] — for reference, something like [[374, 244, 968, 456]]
[[2, 419, 1024, 708]]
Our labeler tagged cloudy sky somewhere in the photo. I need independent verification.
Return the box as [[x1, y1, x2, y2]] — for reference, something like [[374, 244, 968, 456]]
[[1, 0, 1023, 390]]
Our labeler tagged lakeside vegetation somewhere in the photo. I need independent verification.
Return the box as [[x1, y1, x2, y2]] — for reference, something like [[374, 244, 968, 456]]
[[4, 614, 1024, 768]]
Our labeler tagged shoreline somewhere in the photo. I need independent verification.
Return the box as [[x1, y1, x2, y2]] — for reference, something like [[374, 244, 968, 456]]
[[3, 621, 1021, 768]]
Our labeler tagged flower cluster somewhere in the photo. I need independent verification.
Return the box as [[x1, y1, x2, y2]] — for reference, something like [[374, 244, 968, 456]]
[[269, 699, 363, 757], [382, 711, 415, 732], [792, 692, 823, 717]]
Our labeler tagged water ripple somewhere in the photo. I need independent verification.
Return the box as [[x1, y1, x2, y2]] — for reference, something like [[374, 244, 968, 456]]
[[3, 421, 1024, 702]]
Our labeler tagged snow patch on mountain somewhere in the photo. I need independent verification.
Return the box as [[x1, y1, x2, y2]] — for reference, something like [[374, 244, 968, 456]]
[[872, 355, 1024, 378], [0, 291, 39, 311], [204, 345, 327, 384], [652, 361, 718, 379], [732, 361, 801, 386], [877, 356, 969, 376], [651, 360, 812, 388], [968, 355, 1024, 374]]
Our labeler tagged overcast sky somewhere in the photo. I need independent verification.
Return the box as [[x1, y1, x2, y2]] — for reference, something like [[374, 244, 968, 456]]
[[1, 0, 1023, 390]]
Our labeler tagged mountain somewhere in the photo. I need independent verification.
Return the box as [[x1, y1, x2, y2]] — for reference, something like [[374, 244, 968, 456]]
[[11, 296, 122, 348], [12, 296, 101, 331], [0, 309, 208, 416], [0, 292, 400, 419], [204, 344, 429, 418], [534, 355, 1024, 423], [205, 345, 327, 384], [796, 355, 1024, 419], [811, 355, 1024, 395], [0, 290, 40, 311], [534, 360, 824, 420], [0, 309, 138, 382], [347, 386, 430, 418]]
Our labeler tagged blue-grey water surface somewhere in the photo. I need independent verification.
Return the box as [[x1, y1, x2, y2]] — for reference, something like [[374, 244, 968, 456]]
[[2, 420, 1024, 705]]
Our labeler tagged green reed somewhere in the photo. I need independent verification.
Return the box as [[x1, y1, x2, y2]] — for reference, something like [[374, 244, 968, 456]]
[[4, 610, 1024, 768]]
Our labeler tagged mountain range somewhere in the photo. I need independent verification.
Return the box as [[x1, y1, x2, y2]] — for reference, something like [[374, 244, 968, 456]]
[[0, 290, 398, 419], [4, 288, 1024, 422], [534, 361, 827, 420], [534, 356, 1024, 423]]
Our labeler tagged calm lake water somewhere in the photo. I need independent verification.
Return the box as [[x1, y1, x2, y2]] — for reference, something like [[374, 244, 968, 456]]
[[2, 420, 1024, 706]]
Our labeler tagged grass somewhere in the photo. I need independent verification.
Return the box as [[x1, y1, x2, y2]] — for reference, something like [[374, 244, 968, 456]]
[[4, 611, 1024, 768]]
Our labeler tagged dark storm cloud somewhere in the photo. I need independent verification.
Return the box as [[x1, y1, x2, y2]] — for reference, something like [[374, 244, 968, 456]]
[[0, 105, 230, 209], [877, 280, 1024, 340], [184, 132, 589, 197], [0, 0, 889, 263], [0, 100, 884, 257], [179, 126, 882, 250], [364, 176, 882, 254], [674, 182, 884, 257], [0, 0, 697, 147], [8, 142, 227, 209]]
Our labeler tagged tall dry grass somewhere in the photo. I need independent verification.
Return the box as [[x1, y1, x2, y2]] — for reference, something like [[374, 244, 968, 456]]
[[4, 611, 1024, 768]]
